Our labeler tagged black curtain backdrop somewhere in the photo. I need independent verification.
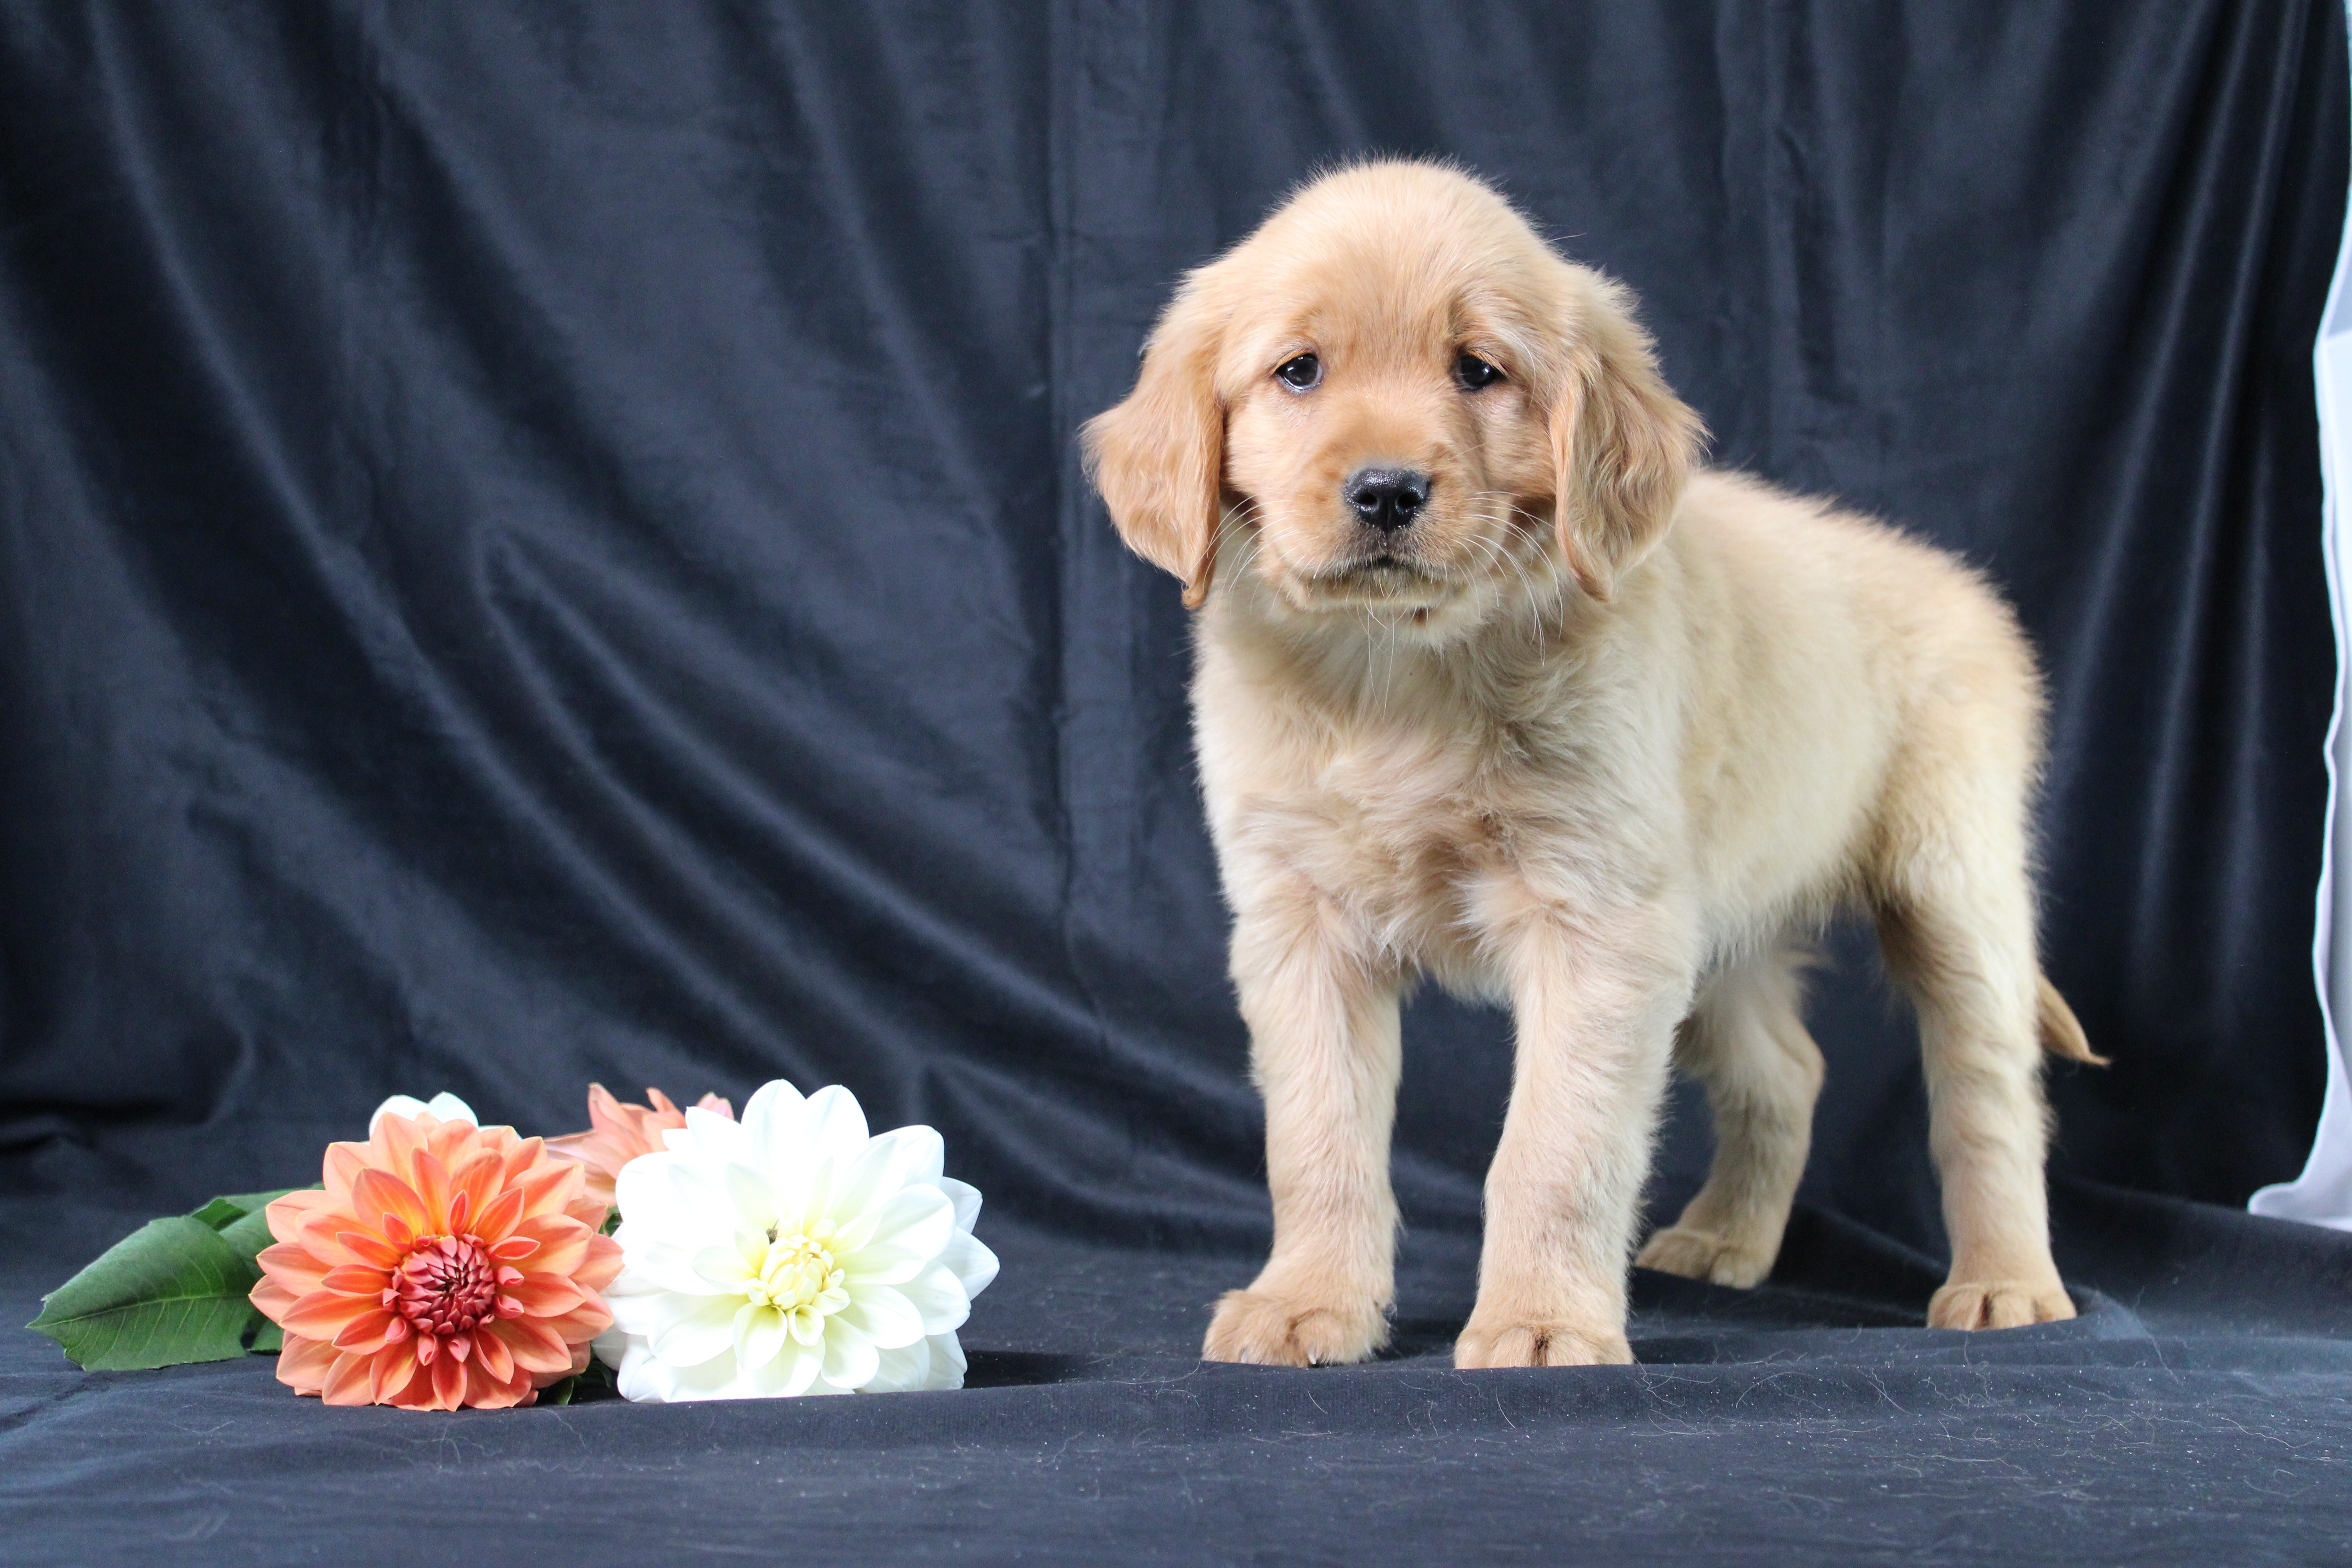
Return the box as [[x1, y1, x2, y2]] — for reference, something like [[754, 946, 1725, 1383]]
[[4, 5, 2350, 1564]]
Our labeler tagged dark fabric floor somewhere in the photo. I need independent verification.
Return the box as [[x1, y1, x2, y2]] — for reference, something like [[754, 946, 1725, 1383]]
[[9, 1178, 2350, 1565]]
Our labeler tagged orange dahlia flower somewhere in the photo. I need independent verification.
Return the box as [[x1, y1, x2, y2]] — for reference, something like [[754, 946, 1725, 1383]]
[[250, 1109, 621, 1410], [545, 1084, 733, 1210]]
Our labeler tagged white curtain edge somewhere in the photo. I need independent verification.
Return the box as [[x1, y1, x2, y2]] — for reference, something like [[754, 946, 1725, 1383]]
[[2248, 10, 2352, 1231]]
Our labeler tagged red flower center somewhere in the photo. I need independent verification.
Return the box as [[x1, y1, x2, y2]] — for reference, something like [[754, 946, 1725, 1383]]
[[392, 1234, 499, 1336]]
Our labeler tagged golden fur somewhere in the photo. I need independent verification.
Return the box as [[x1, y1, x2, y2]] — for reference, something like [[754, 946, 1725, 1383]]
[[1083, 160, 2094, 1369]]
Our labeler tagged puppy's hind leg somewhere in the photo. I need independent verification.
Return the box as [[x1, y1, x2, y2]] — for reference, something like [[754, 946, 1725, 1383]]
[[1636, 946, 1824, 1288], [1874, 764, 2077, 1330]]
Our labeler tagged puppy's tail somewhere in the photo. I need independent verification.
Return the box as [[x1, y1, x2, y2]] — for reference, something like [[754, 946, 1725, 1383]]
[[2036, 973, 2107, 1065]]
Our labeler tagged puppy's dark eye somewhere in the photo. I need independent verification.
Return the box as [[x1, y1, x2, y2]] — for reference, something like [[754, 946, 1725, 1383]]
[[1274, 353, 1322, 391], [1454, 352, 1504, 390]]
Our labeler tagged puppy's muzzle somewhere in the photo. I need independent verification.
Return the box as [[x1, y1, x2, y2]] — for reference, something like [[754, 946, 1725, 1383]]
[[1345, 468, 1430, 534]]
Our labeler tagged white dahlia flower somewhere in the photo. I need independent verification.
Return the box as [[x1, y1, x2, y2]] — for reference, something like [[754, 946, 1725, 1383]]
[[595, 1080, 998, 1399], [368, 1091, 479, 1134]]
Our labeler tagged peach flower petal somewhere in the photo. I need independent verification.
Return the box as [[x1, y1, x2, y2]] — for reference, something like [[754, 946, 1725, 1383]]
[[249, 1108, 620, 1411]]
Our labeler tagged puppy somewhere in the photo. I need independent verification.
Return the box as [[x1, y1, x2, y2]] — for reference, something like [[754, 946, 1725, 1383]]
[[1083, 160, 2097, 1369]]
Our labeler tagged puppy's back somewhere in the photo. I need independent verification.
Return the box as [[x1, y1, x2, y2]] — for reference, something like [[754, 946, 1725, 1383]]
[[1654, 470, 2041, 926]]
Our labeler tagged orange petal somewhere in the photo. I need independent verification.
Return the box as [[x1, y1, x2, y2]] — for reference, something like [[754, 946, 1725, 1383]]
[[250, 1276, 300, 1323], [336, 1230, 402, 1269], [430, 1348, 466, 1410], [372, 1113, 428, 1180], [575, 1234, 625, 1292], [264, 1189, 336, 1246], [695, 1092, 734, 1119], [472, 1185, 526, 1245], [425, 1115, 475, 1166], [474, 1324, 514, 1382], [585, 1083, 626, 1130], [508, 1275, 587, 1316], [350, 1167, 430, 1242], [512, 1157, 583, 1215], [318, 1264, 390, 1298], [295, 1210, 389, 1269], [255, 1241, 331, 1295], [411, 1149, 453, 1232], [491, 1316, 575, 1375], [510, 1216, 590, 1276], [280, 1289, 378, 1340], [321, 1351, 376, 1406], [321, 1142, 369, 1204], [464, 1358, 532, 1409], [372, 1345, 419, 1403], [451, 1149, 503, 1228], [536, 1301, 614, 1343], [276, 1333, 337, 1395], [488, 1234, 539, 1262], [332, 1308, 401, 1353]]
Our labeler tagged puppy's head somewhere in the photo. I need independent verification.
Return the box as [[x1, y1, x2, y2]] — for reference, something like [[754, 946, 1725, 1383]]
[[1083, 162, 1702, 630]]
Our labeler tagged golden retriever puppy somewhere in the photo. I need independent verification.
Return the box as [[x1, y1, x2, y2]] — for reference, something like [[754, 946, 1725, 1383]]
[[1082, 160, 2098, 1370]]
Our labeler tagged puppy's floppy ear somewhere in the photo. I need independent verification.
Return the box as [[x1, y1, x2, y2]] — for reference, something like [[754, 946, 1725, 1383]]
[[1081, 278, 1226, 609], [1548, 272, 1704, 601]]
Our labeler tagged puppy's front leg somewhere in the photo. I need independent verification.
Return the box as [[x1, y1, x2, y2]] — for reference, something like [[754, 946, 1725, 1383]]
[[1457, 903, 1683, 1369], [1204, 887, 1401, 1367]]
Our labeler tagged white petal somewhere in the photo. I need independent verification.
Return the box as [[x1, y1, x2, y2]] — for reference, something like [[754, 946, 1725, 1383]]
[[369, 1092, 479, 1136], [824, 1130, 945, 1243], [829, 1200, 884, 1255], [860, 1187, 955, 1259], [606, 1289, 674, 1337], [840, 1247, 925, 1287], [844, 1128, 945, 1216], [780, 1338, 824, 1396], [693, 1244, 756, 1289], [838, 1285, 924, 1349], [734, 1303, 789, 1370], [613, 1338, 673, 1403], [659, 1351, 754, 1403], [938, 1230, 1000, 1299], [799, 1085, 871, 1168], [924, 1331, 968, 1390], [935, 1176, 983, 1233], [864, 1335, 931, 1394], [722, 1162, 779, 1234], [739, 1080, 807, 1158], [650, 1294, 745, 1367], [681, 1103, 747, 1157], [898, 1263, 972, 1336], [618, 1240, 729, 1297], [820, 1324, 880, 1390]]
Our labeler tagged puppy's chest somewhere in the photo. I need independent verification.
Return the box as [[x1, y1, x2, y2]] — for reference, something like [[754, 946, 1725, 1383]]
[[1246, 716, 1585, 920]]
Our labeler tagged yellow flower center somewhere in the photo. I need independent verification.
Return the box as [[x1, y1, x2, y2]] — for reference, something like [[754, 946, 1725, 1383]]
[[744, 1229, 845, 1316]]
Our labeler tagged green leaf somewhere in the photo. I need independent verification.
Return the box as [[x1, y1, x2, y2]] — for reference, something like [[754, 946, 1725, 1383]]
[[215, 1207, 281, 1271], [249, 1318, 283, 1355], [189, 1187, 297, 1229], [27, 1218, 265, 1370], [187, 1197, 248, 1230]]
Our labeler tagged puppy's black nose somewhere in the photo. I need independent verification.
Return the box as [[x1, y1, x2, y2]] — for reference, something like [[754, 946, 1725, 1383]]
[[1345, 468, 1430, 533]]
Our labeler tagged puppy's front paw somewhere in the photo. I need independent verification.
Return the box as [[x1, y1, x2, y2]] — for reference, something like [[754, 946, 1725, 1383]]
[[1927, 1278, 2076, 1330], [1203, 1288, 1385, 1367], [1454, 1318, 1633, 1369], [1635, 1225, 1775, 1288]]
